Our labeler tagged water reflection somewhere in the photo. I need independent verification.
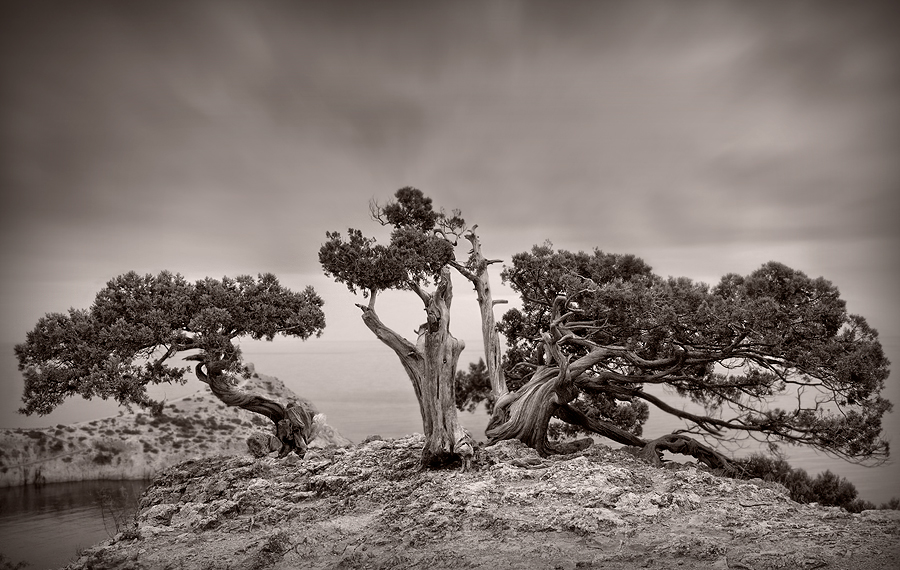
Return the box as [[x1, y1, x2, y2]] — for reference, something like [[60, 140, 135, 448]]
[[0, 479, 150, 570]]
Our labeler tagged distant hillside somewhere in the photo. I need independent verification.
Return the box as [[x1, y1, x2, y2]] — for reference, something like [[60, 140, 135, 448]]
[[0, 366, 351, 487]]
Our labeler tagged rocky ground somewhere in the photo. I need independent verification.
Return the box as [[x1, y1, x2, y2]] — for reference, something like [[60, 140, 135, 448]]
[[64, 435, 899, 570], [0, 366, 351, 487]]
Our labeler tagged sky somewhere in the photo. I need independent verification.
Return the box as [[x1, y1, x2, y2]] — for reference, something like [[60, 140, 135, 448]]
[[1, 1, 899, 496]]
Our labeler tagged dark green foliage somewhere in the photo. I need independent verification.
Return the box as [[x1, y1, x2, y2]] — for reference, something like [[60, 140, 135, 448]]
[[0, 553, 29, 570], [93, 452, 113, 465], [555, 392, 650, 440], [16, 271, 325, 416], [734, 453, 893, 513], [881, 497, 900, 510], [494, 243, 892, 464], [455, 359, 494, 413], [319, 187, 461, 295]]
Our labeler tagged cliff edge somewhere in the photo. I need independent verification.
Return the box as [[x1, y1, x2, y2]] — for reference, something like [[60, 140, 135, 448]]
[[0, 366, 351, 487], [64, 435, 899, 570]]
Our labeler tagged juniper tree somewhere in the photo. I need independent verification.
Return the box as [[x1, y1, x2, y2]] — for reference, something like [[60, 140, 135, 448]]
[[319, 187, 479, 468], [484, 243, 891, 470], [16, 271, 326, 456]]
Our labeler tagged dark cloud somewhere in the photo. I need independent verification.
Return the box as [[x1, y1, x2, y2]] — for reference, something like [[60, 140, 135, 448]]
[[1, 0, 898, 342]]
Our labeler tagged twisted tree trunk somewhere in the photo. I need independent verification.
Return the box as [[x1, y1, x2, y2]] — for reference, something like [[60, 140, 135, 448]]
[[483, 297, 735, 470], [187, 356, 320, 458], [485, 325, 588, 456], [485, 364, 587, 456], [357, 269, 474, 469]]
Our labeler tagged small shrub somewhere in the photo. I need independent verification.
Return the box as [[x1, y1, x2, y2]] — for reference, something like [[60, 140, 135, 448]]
[[93, 453, 113, 465], [734, 453, 869, 512], [0, 552, 30, 570], [880, 497, 900, 510]]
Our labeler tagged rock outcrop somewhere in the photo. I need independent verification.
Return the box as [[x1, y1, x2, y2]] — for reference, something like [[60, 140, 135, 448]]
[[65, 435, 900, 570], [0, 367, 351, 487]]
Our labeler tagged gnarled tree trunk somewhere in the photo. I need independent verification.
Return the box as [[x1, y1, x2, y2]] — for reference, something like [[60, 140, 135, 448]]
[[455, 229, 508, 422], [357, 268, 474, 469], [485, 326, 590, 456], [186, 355, 321, 458], [483, 297, 734, 470]]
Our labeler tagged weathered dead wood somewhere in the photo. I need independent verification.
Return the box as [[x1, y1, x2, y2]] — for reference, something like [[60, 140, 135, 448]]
[[357, 269, 474, 469], [186, 355, 320, 458]]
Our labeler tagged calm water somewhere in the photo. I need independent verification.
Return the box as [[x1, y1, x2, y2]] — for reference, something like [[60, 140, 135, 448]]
[[1, 338, 898, 569], [0, 479, 149, 569]]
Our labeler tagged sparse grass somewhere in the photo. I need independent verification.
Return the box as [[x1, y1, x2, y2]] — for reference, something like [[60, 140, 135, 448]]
[[94, 485, 142, 539]]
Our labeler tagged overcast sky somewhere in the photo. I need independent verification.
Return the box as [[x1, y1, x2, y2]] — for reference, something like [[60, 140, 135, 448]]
[[2, 1, 898, 389]]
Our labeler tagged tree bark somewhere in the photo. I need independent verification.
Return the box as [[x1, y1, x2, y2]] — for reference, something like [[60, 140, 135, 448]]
[[486, 331, 582, 457], [459, 229, 508, 406], [482, 298, 735, 469], [357, 269, 474, 469], [187, 356, 319, 458], [637, 433, 735, 473]]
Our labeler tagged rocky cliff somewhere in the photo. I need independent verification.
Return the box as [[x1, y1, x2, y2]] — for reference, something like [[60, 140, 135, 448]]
[[64, 435, 899, 570], [0, 366, 351, 487]]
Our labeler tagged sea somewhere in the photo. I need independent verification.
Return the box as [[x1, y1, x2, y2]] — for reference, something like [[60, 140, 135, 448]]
[[1, 338, 898, 569]]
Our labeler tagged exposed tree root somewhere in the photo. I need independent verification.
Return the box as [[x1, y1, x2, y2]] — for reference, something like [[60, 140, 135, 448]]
[[636, 433, 735, 473]]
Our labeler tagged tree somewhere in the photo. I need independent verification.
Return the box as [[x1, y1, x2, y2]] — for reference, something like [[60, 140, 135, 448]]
[[15, 270, 326, 457], [482, 243, 891, 470], [320, 187, 482, 468]]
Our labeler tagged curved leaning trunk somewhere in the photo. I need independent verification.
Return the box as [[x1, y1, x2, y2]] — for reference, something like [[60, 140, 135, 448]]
[[486, 357, 586, 456], [358, 269, 474, 469], [485, 339, 735, 470], [188, 357, 319, 458]]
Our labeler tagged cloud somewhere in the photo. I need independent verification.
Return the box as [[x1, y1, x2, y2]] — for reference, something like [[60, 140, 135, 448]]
[[1, 0, 897, 344]]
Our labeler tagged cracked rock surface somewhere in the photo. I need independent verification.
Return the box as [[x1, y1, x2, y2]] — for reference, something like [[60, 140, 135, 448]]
[[65, 435, 899, 570]]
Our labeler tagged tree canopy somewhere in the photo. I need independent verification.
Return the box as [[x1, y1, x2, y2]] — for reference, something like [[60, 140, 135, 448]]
[[487, 243, 891, 464], [319, 186, 464, 297], [16, 271, 325, 417]]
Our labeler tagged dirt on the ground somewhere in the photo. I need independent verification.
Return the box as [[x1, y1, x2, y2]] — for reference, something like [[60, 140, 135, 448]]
[[64, 435, 899, 570]]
